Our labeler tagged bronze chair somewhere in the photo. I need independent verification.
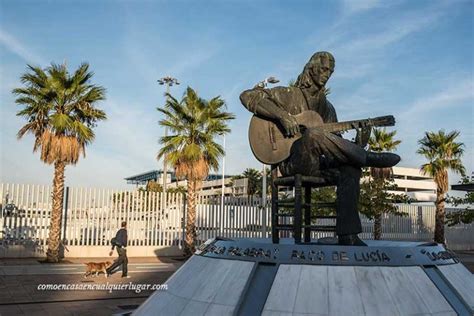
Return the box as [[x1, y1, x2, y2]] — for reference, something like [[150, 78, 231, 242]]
[[270, 129, 370, 244], [270, 167, 338, 244]]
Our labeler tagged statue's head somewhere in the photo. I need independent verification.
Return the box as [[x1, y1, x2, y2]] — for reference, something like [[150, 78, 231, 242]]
[[295, 51, 335, 89]]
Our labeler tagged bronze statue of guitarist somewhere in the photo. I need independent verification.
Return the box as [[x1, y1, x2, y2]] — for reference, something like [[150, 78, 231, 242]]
[[240, 51, 400, 246]]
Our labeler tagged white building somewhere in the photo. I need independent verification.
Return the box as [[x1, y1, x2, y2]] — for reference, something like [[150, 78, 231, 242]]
[[167, 176, 249, 197], [126, 167, 436, 201], [390, 167, 436, 202]]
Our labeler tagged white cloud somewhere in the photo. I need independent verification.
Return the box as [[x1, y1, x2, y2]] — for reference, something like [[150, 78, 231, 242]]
[[393, 76, 473, 176], [122, 24, 220, 90], [308, 1, 454, 81], [340, 0, 382, 16], [167, 47, 220, 77], [400, 79, 474, 118], [338, 10, 444, 53], [0, 29, 46, 65], [93, 98, 160, 165]]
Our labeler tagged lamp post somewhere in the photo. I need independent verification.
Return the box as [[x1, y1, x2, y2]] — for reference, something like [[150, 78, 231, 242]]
[[220, 134, 226, 236], [255, 77, 279, 208], [157, 76, 179, 196]]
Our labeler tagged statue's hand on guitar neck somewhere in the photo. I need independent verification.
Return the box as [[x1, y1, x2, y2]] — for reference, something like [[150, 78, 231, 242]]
[[279, 112, 300, 137]]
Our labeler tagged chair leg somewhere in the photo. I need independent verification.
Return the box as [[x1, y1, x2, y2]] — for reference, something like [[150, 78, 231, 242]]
[[304, 186, 311, 242], [271, 165, 279, 244], [294, 174, 302, 244]]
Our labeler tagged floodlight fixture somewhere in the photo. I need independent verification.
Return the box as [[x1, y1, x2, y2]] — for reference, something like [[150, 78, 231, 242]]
[[157, 76, 180, 86]]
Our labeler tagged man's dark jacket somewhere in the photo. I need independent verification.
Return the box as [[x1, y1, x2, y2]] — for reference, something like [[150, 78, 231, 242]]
[[112, 228, 128, 249]]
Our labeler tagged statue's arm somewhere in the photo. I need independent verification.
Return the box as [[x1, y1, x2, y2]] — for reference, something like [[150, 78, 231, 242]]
[[240, 89, 288, 120], [240, 89, 300, 137]]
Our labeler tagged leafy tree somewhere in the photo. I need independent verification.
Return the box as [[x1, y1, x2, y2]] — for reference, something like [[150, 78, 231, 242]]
[[167, 186, 187, 195], [359, 174, 409, 239], [157, 87, 234, 255], [145, 180, 163, 192], [417, 130, 465, 243], [446, 175, 473, 226], [13, 63, 106, 262], [311, 186, 337, 218], [359, 128, 406, 239]]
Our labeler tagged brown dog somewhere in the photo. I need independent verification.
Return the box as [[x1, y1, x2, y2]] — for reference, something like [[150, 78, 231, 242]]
[[84, 261, 112, 278]]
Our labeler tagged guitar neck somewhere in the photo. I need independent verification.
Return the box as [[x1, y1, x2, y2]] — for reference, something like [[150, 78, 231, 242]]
[[320, 116, 394, 133]]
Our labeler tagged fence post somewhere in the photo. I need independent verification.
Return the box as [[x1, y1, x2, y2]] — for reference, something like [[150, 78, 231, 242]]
[[261, 197, 267, 238], [62, 186, 69, 244], [219, 196, 224, 237]]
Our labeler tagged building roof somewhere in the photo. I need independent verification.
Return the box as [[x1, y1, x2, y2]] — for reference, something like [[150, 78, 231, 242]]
[[125, 170, 172, 185], [125, 170, 232, 185], [451, 183, 474, 192]]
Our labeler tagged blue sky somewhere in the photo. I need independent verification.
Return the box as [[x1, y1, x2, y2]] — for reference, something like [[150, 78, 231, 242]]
[[1, 0, 472, 189]]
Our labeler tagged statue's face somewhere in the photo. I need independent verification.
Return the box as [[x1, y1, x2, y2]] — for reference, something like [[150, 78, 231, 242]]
[[310, 57, 334, 88]]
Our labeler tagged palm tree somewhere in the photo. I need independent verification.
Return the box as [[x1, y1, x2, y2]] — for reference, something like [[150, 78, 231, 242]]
[[417, 130, 465, 244], [368, 128, 402, 179], [367, 128, 401, 239], [13, 63, 106, 262], [157, 87, 234, 255], [242, 168, 261, 196]]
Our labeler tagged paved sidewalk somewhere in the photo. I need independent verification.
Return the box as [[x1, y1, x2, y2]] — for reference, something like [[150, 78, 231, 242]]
[[0, 256, 182, 265], [0, 262, 179, 276], [0, 257, 183, 316]]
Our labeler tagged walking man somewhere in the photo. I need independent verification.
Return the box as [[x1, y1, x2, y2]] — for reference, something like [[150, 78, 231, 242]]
[[107, 221, 130, 278]]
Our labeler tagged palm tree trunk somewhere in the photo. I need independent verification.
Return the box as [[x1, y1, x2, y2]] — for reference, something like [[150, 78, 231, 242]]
[[184, 179, 197, 256], [374, 213, 382, 240], [46, 161, 66, 262], [434, 188, 446, 244]]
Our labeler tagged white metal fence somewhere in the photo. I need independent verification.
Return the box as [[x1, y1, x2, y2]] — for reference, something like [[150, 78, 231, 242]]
[[1, 183, 473, 257], [195, 196, 473, 250], [0, 184, 185, 254]]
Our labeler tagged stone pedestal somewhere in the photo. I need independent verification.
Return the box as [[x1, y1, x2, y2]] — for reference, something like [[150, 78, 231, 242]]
[[133, 238, 474, 316]]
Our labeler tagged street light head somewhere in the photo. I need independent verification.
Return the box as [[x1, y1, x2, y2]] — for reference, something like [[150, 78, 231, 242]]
[[158, 76, 179, 86]]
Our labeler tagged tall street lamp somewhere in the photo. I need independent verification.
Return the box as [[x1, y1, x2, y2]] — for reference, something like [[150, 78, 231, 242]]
[[256, 76, 279, 208], [220, 134, 226, 236], [158, 76, 179, 195]]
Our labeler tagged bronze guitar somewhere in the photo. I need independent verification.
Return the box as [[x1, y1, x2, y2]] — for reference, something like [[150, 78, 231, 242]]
[[248, 110, 395, 164]]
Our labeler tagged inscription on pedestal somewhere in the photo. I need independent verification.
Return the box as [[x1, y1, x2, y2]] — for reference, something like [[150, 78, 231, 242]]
[[197, 239, 458, 267]]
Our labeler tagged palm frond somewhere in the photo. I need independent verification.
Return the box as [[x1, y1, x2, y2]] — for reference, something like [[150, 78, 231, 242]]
[[368, 128, 401, 179], [418, 129, 465, 194], [157, 86, 234, 181], [13, 62, 106, 165]]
